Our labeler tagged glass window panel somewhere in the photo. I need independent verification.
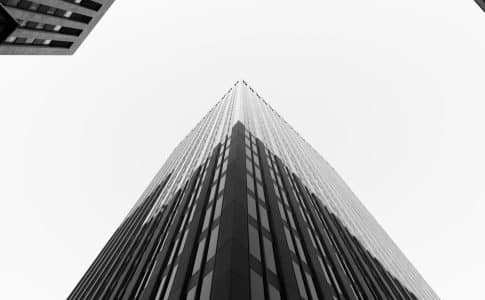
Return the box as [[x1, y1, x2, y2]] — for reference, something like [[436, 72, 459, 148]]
[[213, 195, 223, 220], [259, 205, 269, 230], [246, 158, 253, 172], [306, 272, 318, 300], [247, 174, 255, 193], [222, 160, 228, 173], [263, 237, 276, 274], [202, 209, 211, 231], [287, 212, 296, 230], [155, 275, 167, 300], [318, 257, 332, 285], [162, 264, 178, 300], [278, 202, 287, 221], [268, 284, 281, 300], [218, 175, 226, 193], [192, 238, 206, 275], [206, 226, 219, 260], [255, 167, 262, 182], [294, 237, 307, 263], [200, 271, 213, 300], [256, 183, 265, 202], [293, 262, 308, 300], [186, 287, 196, 300], [327, 263, 342, 295], [274, 185, 281, 199], [248, 194, 257, 220], [307, 228, 317, 249], [177, 230, 188, 255], [208, 186, 217, 204], [284, 228, 295, 253], [281, 192, 289, 205], [250, 269, 265, 300], [249, 224, 261, 261]]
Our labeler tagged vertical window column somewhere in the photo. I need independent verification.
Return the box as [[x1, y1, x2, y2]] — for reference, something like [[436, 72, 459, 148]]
[[245, 131, 281, 300], [255, 140, 302, 300], [211, 122, 250, 300]]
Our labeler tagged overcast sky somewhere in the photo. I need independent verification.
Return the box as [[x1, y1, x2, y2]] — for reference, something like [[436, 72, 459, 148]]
[[1, 1, 484, 299]]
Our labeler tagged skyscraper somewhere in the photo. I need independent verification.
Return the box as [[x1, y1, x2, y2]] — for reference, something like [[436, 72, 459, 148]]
[[0, 0, 114, 54], [69, 81, 439, 300]]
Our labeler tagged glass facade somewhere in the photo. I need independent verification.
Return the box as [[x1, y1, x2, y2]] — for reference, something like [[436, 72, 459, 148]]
[[69, 82, 438, 300]]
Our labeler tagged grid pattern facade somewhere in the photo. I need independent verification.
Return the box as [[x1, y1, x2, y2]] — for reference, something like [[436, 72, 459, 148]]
[[70, 82, 438, 299], [0, 0, 114, 54]]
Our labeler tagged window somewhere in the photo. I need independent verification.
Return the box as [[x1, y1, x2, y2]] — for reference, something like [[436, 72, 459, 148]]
[[200, 271, 213, 300], [247, 174, 255, 193], [186, 286, 196, 300], [293, 262, 308, 300], [256, 183, 265, 202], [218, 175, 226, 193], [294, 237, 307, 263], [284, 227, 295, 253], [268, 284, 281, 300], [192, 238, 206, 275], [248, 194, 257, 220], [249, 224, 261, 260], [206, 226, 219, 260], [250, 270, 265, 300], [278, 203, 287, 221], [213, 195, 223, 220], [162, 264, 178, 300], [202, 209, 211, 231], [259, 206, 269, 230], [305, 272, 318, 300], [263, 237, 276, 274]]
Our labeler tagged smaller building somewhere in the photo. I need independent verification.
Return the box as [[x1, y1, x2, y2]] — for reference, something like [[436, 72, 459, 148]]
[[0, 0, 114, 55]]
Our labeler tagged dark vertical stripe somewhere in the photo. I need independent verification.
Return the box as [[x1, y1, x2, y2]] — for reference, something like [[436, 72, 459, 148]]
[[211, 122, 250, 300]]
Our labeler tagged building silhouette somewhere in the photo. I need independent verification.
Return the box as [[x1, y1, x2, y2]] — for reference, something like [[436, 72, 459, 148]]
[[69, 81, 439, 300], [0, 0, 114, 54]]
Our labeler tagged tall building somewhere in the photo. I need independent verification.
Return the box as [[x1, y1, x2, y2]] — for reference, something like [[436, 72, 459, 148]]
[[0, 0, 114, 54], [69, 81, 439, 300]]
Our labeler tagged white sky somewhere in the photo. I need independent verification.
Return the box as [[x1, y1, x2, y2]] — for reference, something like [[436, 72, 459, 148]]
[[1, 1, 484, 299]]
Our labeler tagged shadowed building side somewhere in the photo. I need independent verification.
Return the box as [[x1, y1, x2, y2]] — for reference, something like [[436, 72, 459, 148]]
[[0, 0, 115, 54]]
